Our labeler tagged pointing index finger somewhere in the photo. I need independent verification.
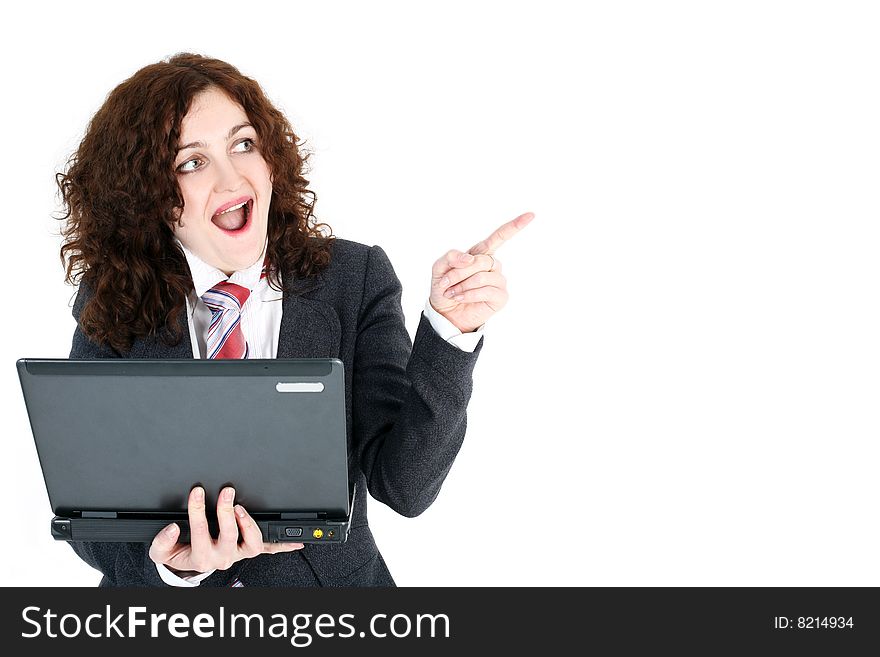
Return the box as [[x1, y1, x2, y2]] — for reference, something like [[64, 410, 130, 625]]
[[468, 212, 535, 256]]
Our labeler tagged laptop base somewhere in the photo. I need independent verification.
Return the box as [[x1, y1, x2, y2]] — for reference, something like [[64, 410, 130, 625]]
[[52, 516, 352, 544]]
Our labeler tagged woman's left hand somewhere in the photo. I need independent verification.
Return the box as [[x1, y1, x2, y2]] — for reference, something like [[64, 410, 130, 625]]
[[429, 212, 534, 333]]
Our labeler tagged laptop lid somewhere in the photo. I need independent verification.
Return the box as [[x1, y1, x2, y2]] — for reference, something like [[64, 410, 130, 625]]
[[17, 358, 349, 519]]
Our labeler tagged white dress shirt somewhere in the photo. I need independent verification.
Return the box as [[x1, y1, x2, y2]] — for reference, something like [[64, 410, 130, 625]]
[[158, 238, 485, 586]]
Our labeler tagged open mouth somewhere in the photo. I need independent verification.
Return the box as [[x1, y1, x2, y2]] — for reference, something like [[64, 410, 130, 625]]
[[211, 198, 253, 234]]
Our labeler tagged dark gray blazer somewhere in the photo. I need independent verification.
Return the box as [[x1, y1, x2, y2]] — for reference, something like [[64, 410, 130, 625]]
[[67, 238, 483, 587]]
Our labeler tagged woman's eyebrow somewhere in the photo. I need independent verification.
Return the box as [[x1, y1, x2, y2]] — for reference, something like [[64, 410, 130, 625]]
[[176, 122, 253, 153]]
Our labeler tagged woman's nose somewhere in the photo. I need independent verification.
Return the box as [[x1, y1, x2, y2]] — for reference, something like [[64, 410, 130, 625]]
[[213, 156, 244, 193]]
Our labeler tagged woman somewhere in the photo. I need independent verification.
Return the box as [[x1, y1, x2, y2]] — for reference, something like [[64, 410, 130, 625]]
[[58, 52, 532, 587]]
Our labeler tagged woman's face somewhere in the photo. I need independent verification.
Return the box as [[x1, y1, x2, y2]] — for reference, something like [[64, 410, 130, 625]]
[[172, 87, 272, 276]]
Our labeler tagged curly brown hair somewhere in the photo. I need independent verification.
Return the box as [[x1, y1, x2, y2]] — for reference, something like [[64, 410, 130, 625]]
[[58, 52, 334, 354]]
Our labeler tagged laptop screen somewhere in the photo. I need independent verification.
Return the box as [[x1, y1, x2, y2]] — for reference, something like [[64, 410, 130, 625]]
[[18, 358, 350, 518]]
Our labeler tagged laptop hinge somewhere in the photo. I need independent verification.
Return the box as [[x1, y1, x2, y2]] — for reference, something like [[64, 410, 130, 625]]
[[82, 511, 117, 519], [281, 512, 318, 520]]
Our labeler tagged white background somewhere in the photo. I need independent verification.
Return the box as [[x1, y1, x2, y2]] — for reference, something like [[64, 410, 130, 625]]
[[2, 1, 878, 586]]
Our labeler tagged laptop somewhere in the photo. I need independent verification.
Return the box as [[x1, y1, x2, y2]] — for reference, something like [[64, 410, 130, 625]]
[[16, 357, 353, 544]]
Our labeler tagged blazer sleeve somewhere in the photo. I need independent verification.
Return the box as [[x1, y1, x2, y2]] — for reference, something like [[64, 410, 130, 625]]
[[65, 280, 174, 586], [352, 245, 483, 517]]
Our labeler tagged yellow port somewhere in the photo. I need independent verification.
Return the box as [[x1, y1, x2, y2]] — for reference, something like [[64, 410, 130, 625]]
[[313, 529, 324, 539]]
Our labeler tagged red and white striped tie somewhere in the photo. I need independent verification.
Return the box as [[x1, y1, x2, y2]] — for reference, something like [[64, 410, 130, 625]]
[[200, 263, 268, 360], [201, 282, 250, 359]]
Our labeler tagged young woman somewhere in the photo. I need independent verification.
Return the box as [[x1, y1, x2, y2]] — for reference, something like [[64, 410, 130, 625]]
[[58, 52, 532, 587]]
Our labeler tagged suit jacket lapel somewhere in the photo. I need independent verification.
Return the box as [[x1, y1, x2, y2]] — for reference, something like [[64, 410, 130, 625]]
[[276, 271, 340, 360], [127, 316, 194, 359]]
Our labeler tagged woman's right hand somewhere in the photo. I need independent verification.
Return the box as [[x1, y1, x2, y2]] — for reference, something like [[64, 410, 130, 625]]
[[148, 486, 304, 576]]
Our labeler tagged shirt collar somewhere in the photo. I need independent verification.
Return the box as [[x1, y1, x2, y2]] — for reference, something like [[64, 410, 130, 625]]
[[175, 236, 269, 299]]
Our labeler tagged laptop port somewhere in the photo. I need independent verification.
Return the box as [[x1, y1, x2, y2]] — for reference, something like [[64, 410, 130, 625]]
[[285, 527, 303, 538]]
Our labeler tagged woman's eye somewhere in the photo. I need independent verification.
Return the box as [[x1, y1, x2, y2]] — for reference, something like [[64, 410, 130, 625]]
[[176, 158, 201, 173], [234, 138, 256, 152]]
